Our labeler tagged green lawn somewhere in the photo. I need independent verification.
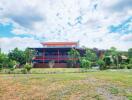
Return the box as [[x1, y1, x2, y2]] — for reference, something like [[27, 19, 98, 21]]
[[0, 69, 132, 100]]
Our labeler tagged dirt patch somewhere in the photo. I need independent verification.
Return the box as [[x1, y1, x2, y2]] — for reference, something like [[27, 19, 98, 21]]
[[96, 86, 127, 100]]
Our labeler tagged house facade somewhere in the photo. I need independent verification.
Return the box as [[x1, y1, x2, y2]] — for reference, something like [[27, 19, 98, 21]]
[[32, 42, 83, 68]]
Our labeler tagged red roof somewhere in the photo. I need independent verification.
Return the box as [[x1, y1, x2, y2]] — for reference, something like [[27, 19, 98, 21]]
[[41, 42, 78, 47]]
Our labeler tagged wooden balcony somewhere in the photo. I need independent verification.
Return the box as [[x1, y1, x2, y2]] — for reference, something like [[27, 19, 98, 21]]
[[33, 55, 78, 61]]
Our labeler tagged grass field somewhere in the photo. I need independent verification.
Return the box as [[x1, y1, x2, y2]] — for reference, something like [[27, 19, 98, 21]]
[[0, 68, 132, 100]]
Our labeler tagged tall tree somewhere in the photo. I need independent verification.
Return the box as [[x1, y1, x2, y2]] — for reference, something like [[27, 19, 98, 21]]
[[8, 48, 26, 65], [68, 48, 80, 67], [24, 48, 35, 63], [128, 48, 132, 58], [85, 48, 97, 62], [0, 52, 8, 68], [104, 47, 119, 68]]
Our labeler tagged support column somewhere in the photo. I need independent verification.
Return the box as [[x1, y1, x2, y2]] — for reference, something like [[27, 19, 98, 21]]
[[43, 49, 45, 63], [58, 49, 59, 63]]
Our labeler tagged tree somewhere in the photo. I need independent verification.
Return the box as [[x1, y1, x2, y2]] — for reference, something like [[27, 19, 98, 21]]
[[8, 60, 17, 68], [128, 48, 132, 58], [104, 47, 119, 68], [103, 56, 112, 66], [0, 63, 2, 71], [24, 48, 35, 63], [85, 49, 97, 62], [80, 57, 91, 69], [8, 48, 26, 65], [68, 48, 80, 67], [0, 53, 8, 68], [129, 58, 132, 64]]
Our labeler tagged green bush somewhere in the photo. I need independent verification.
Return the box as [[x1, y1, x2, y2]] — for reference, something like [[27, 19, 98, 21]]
[[8, 60, 17, 68], [24, 63, 32, 73], [126, 64, 132, 69], [80, 58, 91, 69], [119, 64, 126, 69], [7, 68, 15, 74], [97, 59, 106, 70], [103, 57, 112, 66], [21, 68, 27, 74], [129, 58, 132, 64], [0, 63, 3, 71]]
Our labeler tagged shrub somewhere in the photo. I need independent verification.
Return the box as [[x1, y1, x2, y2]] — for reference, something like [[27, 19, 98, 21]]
[[109, 87, 119, 94], [24, 63, 32, 74], [8, 67, 15, 74], [129, 58, 132, 64], [80, 58, 91, 69], [103, 56, 112, 66], [0, 63, 3, 71], [97, 59, 106, 70], [126, 64, 132, 69], [119, 64, 126, 69], [8, 60, 17, 68], [21, 68, 27, 74]]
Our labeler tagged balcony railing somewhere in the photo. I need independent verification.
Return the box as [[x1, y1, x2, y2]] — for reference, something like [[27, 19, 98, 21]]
[[33, 55, 78, 61]]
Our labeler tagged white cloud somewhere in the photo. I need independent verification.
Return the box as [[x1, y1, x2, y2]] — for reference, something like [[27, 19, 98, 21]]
[[120, 34, 132, 41], [0, 0, 132, 52], [0, 37, 42, 53]]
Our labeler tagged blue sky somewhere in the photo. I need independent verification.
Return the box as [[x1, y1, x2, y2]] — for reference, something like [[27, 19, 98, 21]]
[[0, 0, 132, 53]]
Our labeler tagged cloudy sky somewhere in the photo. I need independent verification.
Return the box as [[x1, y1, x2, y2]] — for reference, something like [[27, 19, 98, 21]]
[[0, 0, 132, 53]]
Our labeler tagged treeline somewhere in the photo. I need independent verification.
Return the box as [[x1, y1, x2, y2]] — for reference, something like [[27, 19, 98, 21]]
[[0, 47, 132, 71], [68, 47, 132, 69], [0, 48, 34, 73]]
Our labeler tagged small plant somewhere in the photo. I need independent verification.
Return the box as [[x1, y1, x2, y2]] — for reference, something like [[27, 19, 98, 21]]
[[49, 60, 55, 68], [24, 63, 32, 74], [109, 87, 119, 94]]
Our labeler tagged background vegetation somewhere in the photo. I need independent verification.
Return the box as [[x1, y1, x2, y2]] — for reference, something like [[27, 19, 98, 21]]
[[0, 47, 132, 74]]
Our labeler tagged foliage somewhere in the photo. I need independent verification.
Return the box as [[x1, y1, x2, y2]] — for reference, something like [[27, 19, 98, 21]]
[[129, 58, 132, 64], [0, 53, 8, 68], [103, 56, 112, 66], [97, 59, 105, 70], [85, 49, 97, 62], [128, 48, 132, 58], [8, 48, 26, 65], [104, 47, 122, 69], [119, 64, 126, 69], [24, 63, 32, 73], [0, 53, 7, 63], [8, 60, 17, 68], [24, 48, 35, 63], [68, 48, 80, 67], [126, 64, 132, 69], [21, 68, 27, 74], [0, 63, 2, 71], [109, 87, 119, 94], [105, 47, 118, 56], [80, 57, 91, 69]]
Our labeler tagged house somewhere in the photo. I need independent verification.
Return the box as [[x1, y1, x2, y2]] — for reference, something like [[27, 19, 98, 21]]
[[31, 42, 83, 68]]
